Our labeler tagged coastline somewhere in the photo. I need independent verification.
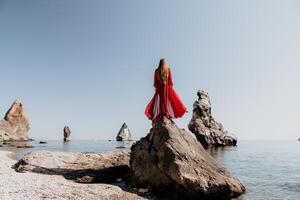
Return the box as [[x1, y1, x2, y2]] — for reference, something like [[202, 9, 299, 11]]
[[0, 148, 145, 200], [0, 146, 23, 160], [0, 140, 135, 161]]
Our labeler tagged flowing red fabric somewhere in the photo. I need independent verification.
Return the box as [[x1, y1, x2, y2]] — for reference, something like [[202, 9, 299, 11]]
[[145, 67, 187, 123]]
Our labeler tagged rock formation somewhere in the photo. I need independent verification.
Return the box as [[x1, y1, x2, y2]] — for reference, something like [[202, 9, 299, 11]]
[[14, 149, 130, 183], [63, 126, 71, 142], [116, 123, 132, 141], [130, 117, 245, 199], [0, 100, 30, 141], [188, 90, 237, 148]]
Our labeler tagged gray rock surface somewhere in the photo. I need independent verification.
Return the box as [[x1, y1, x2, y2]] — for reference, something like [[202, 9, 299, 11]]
[[130, 117, 245, 199], [14, 149, 130, 183], [0, 150, 145, 200], [0, 100, 30, 141], [116, 123, 132, 141], [188, 90, 237, 148], [63, 126, 71, 141]]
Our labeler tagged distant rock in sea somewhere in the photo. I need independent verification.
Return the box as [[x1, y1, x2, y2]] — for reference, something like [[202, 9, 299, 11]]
[[116, 123, 132, 141], [130, 117, 245, 199], [63, 126, 71, 142], [0, 100, 30, 142], [188, 90, 237, 148], [14, 149, 130, 183]]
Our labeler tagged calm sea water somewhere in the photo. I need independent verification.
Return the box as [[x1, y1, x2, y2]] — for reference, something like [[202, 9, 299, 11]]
[[2, 140, 300, 200], [208, 140, 300, 200], [4, 140, 134, 160]]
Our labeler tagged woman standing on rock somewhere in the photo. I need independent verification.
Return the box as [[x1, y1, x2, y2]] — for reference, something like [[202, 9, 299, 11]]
[[145, 58, 187, 123]]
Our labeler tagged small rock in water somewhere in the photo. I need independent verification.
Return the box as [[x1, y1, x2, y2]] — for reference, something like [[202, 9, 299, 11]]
[[39, 141, 47, 144], [63, 126, 71, 142]]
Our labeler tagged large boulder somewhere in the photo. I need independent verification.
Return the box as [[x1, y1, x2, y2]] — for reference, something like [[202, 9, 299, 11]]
[[188, 90, 237, 148], [0, 100, 30, 141], [116, 123, 132, 141], [130, 117, 245, 199], [14, 149, 130, 183], [63, 126, 71, 142]]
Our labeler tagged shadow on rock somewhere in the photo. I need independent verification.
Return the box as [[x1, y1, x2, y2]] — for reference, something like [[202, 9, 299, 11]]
[[13, 150, 130, 183]]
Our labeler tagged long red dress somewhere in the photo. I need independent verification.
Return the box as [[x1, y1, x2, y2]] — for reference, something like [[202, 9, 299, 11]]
[[145, 67, 187, 123]]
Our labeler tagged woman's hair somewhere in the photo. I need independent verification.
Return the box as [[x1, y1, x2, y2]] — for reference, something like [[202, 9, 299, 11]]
[[158, 58, 169, 84]]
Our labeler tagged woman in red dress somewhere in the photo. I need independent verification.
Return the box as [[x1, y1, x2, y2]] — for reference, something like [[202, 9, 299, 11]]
[[145, 58, 188, 123]]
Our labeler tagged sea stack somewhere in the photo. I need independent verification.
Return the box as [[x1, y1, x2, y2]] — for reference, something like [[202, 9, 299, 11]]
[[116, 123, 132, 141], [0, 100, 30, 141], [130, 117, 245, 199], [63, 126, 71, 142], [188, 90, 237, 148]]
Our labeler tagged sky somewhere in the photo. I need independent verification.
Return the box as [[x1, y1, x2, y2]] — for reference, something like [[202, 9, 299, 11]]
[[0, 0, 299, 140]]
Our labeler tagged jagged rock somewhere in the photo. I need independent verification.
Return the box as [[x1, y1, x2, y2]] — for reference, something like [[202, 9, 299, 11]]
[[116, 123, 132, 141], [14, 150, 130, 183], [188, 90, 237, 148], [0, 100, 30, 141], [63, 126, 71, 142], [130, 117, 245, 199]]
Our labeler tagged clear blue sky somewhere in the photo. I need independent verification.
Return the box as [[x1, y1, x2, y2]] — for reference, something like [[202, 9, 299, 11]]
[[0, 0, 299, 140]]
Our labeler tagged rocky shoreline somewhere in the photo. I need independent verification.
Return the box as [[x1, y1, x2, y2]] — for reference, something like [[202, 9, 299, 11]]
[[0, 90, 245, 199], [0, 118, 244, 200], [0, 150, 145, 200]]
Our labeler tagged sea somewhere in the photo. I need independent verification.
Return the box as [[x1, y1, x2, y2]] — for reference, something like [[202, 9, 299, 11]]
[[1, 140, 299, 200]]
